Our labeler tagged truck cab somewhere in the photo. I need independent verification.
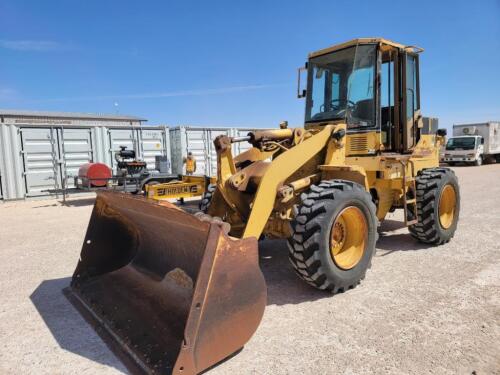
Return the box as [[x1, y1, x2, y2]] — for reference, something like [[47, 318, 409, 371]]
[[443, 135, 484, 166]]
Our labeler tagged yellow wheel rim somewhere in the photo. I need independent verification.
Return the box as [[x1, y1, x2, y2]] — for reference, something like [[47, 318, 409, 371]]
[[330, 206, 367, 270], [439, 184, 456, 229]]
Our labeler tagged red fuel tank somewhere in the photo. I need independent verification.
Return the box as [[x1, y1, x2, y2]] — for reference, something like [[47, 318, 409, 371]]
[[78, 163, 112, 187]]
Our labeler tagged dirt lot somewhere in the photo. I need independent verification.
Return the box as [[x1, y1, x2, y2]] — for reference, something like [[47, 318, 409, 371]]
[[0, 165, 499, 375]]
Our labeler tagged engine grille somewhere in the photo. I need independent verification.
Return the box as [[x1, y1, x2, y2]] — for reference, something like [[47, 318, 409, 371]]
[[348, 135, 368, 153]]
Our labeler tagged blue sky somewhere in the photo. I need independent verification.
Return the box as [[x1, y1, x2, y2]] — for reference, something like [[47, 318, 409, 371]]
[[1, 0, 499, 131]]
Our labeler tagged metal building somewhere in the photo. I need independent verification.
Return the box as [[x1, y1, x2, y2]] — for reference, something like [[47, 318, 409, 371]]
[[0, 109, 146, 127], [0, 110, 170, 200]]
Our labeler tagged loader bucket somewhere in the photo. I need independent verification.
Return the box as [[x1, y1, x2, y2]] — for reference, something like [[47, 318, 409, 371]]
[[67, 191, 266, 375]]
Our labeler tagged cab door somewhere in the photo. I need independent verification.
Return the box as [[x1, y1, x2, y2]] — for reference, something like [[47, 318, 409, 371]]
[[401, 52, 420, 151]]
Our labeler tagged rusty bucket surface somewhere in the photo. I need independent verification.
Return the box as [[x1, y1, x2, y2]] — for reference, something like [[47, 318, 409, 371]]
[[67, 191, 266, 374]]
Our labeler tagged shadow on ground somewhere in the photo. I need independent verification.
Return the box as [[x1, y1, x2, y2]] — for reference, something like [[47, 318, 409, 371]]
[[29, 242, 328, 371], [376, 219, 433, 255], [32, 196, 96, 208], [258, 239, 330, 306], [29, 227, 429, 372], [30, 277, 126, 373], [61, 197, 97, 207]]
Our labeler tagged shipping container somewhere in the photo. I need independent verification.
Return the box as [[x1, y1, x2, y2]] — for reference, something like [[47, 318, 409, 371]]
[[169, 126, 271, 176], [138, 127, 170, 171], [0, 122, 170, 200], [1, 111, 269, 200], [169, 126, 233, 176]]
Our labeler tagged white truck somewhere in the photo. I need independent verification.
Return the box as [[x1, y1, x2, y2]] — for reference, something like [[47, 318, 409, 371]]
[[443, 122, 500, 166]]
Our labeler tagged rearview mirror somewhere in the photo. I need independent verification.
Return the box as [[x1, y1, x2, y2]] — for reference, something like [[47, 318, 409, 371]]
[[297, 65, 307, 98], [437, 128, 447, 136]]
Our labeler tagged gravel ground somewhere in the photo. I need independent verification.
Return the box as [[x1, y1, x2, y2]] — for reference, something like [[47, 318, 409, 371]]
[[0, 165, 499, 375]]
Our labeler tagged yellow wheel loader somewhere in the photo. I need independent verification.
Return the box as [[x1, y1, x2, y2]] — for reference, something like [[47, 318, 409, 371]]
[[67, 38, 460, 375]]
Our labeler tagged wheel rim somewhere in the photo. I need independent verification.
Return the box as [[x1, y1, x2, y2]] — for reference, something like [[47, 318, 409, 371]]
[[439, 184, 456, 229], [330, 206, 367, 270]]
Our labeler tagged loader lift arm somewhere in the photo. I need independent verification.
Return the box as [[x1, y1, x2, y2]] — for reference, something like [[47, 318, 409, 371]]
[[211, 125, 338, 239], [242, 125, 335, 238]]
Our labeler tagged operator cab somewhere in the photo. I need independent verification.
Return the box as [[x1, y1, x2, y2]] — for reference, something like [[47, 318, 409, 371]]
[[300, 38, 423, 153]]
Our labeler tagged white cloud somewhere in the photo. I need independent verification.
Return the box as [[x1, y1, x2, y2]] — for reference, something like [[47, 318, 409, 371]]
[[0, 87, 18, 100], [0, 40, 66, 52], [30, 83, 290, 103]]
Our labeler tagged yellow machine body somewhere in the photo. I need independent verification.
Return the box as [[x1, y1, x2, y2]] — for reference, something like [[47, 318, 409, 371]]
[[208, 125, 444, 240]]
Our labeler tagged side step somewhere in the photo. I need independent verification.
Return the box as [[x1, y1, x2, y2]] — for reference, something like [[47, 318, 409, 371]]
[[402, 167, 418, 226]]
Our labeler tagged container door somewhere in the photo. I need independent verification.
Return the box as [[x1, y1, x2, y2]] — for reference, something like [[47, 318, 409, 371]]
[[138, 128, 168, 171], [59, 128, 93, 188], [489, 123, 500, 154], [108, 128, 136, 171], [184, 128, 210, 175], [169, 128, 183, 175], [20, 127, 60, 196]]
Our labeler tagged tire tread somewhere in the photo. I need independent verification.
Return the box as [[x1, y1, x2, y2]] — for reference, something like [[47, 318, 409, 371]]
[[409, 168, 459, 244], [287, 180, 377, 293]]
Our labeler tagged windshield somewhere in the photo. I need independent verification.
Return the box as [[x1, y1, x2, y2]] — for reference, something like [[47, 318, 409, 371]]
[[446, 137, 477, 150], [305, 44, 376, 129]]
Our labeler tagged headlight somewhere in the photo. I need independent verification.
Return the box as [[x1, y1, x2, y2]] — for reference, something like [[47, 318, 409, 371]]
[[467, 153, 475, 157], [444, 154, 451, 157]]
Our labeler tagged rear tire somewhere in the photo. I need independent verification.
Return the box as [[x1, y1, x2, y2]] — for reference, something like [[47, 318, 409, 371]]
[[199, 184, 216, 212], [409, 168, 460, 244], [287, 180, 378, 293]]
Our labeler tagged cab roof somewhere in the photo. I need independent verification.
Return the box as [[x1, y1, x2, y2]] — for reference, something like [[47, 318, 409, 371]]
[[308, 38, 423, 58]]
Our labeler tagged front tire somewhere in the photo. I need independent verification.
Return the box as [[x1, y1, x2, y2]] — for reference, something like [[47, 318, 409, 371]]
[[409, 168, 460, 244], [199, 184, 216, 212], [287, 180, 378, 293], [474, 156, 483, 166]]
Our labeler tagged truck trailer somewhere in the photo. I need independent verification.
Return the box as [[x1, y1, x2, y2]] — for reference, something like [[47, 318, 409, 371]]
[[443, 122, 500, 166]]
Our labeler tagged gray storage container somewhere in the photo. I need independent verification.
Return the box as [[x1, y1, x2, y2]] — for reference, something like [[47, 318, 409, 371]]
[[169, 126, 233, 176], [155, 155, 171, 173], [0, 122, 170, 199]]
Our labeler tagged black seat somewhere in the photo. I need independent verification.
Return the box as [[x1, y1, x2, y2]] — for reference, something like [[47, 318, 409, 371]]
[[353, 99, 375, 125]]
